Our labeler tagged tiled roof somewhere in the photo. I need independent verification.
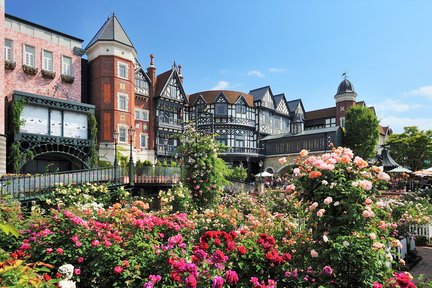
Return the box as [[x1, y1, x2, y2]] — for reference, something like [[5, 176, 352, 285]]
[[188, 90, 254, 107], [286, 99, 302, 113], [155, 69, 172, 96], [249, 86, 271, 101], [86, 15, 134, 50], [273, 94, 284, 105], [305, 107, 335, 120]]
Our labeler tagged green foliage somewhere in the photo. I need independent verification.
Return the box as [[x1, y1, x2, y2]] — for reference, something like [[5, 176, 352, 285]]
[[98, 160, 113, 168], [344, 105, 380, 159], [176, 124, 230, 210], [158, 182, 192, 213], [39, 183, 130, 209], [10, 99, 24, 135], [0, 259, 58, 287], [228, 166, 248, 182], [386, 126, 432, 171], [88, 114, 98, 168], [9, 142, 34, 174]]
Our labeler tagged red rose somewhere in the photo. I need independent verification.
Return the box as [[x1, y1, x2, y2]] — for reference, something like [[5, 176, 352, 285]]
[[237, 246, 247, 255]]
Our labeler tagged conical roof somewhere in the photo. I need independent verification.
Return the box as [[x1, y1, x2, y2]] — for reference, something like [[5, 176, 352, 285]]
[[336, 79, 356, 95], [85, 15, 134, 51], [379, 147, 399, 171]]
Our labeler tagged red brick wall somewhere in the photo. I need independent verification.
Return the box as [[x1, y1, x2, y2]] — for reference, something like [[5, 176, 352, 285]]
[[4, 26, 82, 103], [89, 55, 135, 144], [0, 1, 5, 135]]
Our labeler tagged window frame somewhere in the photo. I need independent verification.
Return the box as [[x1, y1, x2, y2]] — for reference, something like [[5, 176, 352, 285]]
[[24, 44, 35, 67], [140, 134, 148, 148], [215, 103, 228, 116], [4, 39, 13, 61], [42, 50, 53, 71], [118, 127, 127, 143], [61, 55, 73, 76], [117, 61, 128, 79], [117, 93, 128, 111]]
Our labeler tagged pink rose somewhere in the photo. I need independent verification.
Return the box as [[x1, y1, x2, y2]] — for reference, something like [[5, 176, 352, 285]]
[[310, 249, 318, 257], [56, 248, 64, 254], [285, 184, 295, 193], [279, 157, 287, 165], [300, 149, 309, 157], [309, 202, 319, 211], [323, 197, 333, 205], [114, 266, 124, 274], [74, 268, 81, 275], [317, 209, 325, 217]]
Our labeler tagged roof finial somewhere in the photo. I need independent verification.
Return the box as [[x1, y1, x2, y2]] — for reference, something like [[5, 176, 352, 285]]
[[342, 70, 349, 80], [172, 61, 177, 69]]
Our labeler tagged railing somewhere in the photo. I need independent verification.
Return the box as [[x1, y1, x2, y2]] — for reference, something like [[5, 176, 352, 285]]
[[198, 116, 255, 128], [222, 147, 260, 155], [0, 167, 125, 200], [409, 223, 432, 244], [134, 166, 181, 185]]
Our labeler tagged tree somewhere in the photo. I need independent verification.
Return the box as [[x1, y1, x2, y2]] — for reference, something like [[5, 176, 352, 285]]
[[176, 124, 230, 210], [344, 105, 379, 159], [385, 126, 432, 171]]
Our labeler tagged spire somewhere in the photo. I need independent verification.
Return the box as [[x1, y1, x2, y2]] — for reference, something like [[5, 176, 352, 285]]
[[85, 14, 135, 51]]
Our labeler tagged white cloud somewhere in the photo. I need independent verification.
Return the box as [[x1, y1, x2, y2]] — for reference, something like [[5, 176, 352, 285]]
[[407, 85, 432, 98], [379, 115, 432, 134], [212, 80, 230, 90], [247, 70, 265, 78], [372, 99, 422, 112], [268, 67, 286, 73]]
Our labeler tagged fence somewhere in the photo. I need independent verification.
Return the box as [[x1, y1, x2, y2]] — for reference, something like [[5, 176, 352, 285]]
[[409, 223, 432, 244], [0, 167, 125, 201]]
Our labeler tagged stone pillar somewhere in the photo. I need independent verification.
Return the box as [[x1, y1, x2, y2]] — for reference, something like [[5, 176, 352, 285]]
[[0, 0, 7, 175]]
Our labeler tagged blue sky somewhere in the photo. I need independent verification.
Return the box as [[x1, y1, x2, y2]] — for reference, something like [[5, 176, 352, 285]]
[[6, 0, 432, 133]]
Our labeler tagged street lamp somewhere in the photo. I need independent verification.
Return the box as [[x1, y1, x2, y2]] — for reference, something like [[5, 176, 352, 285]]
[[259, 160, 263, 175], [113, 130, 119, 181], [128, 126, 135, 186]]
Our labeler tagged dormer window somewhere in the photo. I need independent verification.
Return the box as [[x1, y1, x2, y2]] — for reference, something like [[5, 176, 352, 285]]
[[236, 103, 247, 114], [215, 103, 227, 116]]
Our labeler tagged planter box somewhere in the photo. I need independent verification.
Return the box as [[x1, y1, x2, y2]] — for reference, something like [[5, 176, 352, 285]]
[[41, 69, 56, 79], [61, 74, 74, 84], [22, 64, 38, 75], [5, 60, 16, 70]]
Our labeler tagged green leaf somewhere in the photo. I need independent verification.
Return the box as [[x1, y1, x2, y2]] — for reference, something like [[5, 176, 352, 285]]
[[0, 222, 20, 237]]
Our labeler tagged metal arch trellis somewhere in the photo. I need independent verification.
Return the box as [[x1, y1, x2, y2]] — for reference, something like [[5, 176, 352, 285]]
[[15, 134, 92, 170]]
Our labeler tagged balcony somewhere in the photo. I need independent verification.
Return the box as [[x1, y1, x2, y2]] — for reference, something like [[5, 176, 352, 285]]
[[221, 147, 261, 156], [157, 116, 183, 130], [198, 116, 255, 128]]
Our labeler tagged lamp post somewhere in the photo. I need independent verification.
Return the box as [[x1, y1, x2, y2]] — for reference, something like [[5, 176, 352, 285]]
[[259, 160, 263, 175], [113, 130, 119, 181], [128, 126, 135, 186]]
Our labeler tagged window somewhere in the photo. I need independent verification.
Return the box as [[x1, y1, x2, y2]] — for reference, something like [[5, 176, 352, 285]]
[[236, 103, 246, 114], [42, 50, 53, 71], [235, 135, 245, 148], [118, 62, 128, 78], [24, 44, 35, 67], [140, 134, 148, 148], [62, 56, 72, 76], [215, 103, 227, 116], [215, 135, 227, 146], [142, 110, 149, 121], [135, 109, 149, 121], [135, 78, 149, 95], [325, 117, 336, 127], [118, 94, 128, 111], [135, 110, 140, 119], [4, 39, 12, 61], [119, 127, 126, 142]]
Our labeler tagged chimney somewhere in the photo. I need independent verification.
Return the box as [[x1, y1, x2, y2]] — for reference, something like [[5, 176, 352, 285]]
[[178, 65, 183, 83], [147, 54, 156, 85]]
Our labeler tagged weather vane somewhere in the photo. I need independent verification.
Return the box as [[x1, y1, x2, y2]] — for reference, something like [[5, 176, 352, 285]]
[[341, 70, 349, 80]]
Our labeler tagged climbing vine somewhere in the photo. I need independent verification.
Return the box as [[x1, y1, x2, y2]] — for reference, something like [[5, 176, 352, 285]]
[[88, 114, 98, 168], [10, 99, 24, 135], [10, 142, 34, 174]]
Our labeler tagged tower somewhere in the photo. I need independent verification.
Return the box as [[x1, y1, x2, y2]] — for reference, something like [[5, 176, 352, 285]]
[[86, 14, 137, 163], [334, 77, 357, 127]]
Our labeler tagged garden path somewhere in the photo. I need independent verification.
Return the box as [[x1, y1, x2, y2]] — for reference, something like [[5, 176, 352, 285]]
[[410, 246, 432, 284]]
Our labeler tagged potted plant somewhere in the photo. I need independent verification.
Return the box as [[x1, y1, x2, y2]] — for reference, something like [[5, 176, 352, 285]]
[[41, 69, 56, 79], [61, 74, 74, 84], [22, 64, 38, 75], [5, 60, 16, 70]]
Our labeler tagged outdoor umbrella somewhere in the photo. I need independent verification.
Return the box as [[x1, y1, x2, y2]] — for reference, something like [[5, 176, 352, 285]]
[[412, 170, 432, 177], [255, 171, 273, 177], [388, 166, 412, 173], [425, 167, 432, 172]]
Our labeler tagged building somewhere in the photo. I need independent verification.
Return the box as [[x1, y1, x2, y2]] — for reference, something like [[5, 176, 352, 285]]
[[1, 3, 96, 174], [0, 3, 392, 176], [85, 15, 187, 167]]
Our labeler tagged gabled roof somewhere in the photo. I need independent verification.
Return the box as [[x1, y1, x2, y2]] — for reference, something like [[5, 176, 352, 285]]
[[287, 99, 305, 114], [273, 94, 284, 105], [134, 58, 152, 84], [305, 107, 335, 120], [188, 90, 254, 107], [249, 86, 273, 101], [85, 15, 135, 51], [155, 67, 188, 103]]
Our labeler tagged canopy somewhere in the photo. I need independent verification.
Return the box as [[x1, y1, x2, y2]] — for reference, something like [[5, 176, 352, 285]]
[[255, 171, 273, 177], [425, 167, 432, 172], [388, 166, 412, 173], [412, 170, 432, 177]]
